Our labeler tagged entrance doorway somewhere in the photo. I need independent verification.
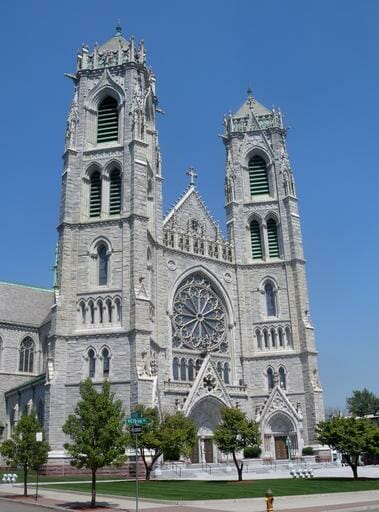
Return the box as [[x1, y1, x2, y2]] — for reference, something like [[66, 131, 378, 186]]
[[204, 438, 213, 463], [275, 436, 289, 460]]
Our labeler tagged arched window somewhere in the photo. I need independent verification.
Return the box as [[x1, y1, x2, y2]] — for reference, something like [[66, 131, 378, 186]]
[[179, 358, 186, 380], [19, 337, 34, 373], [106, 299, 113, 322], [97, 299, 103, 323], [223, 363, 230, 384], [249, 155, 269, 196], [88, 348, 96, 378], [256, 329, 263, 350], [173, 358, 179, 380], [285, 326, 292, 347], [263, 329, 269, 348], [278, 327, 284, 347], [97, 96, 119, 143], [270, 328, 277, 348], [109, 169, 121, 215], [102, 347, 110, 377], [267, 367, 274, 390], [79, 301, 86, 324], [267, 218, 279, 258], [265, 282, 277, 316], [98, 244, 108, 286], [115, 298, 122, 322], [88, 300, 95, 324], [89, 170, 102, 218], [195, 359, 202, 375], [188, 359, 194, 381], [250, 220, 263, 259], [279, 366, 287, 389], [217, 361, 223, 378]]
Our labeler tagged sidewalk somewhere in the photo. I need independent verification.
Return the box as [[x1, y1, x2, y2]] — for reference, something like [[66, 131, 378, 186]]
[[0, 484, 378, 512]]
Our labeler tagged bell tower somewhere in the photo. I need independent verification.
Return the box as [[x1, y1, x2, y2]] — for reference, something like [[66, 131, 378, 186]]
[[46, 25, 163, 452], [222, 91, 324, 445]]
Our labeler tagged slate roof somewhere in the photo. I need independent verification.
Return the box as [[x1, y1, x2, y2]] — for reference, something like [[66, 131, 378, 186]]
[[0, 282, 54, 328], [98, 35, 129, 52], [233, 96, 272, 118]]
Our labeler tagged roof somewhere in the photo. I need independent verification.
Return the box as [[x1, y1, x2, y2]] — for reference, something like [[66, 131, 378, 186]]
[[0, 282, 54, 328], [233, 95, 272, 118], [98, 35, 129, 52], [5, 373, 46, 397]]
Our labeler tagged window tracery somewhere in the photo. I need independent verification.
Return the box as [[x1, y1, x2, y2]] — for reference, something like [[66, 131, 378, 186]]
[[172, 274, 227, 353], [19, 337, 34, 373]]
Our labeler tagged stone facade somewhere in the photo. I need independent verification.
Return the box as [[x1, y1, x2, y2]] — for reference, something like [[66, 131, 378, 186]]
[[0, 26, 324, 463]]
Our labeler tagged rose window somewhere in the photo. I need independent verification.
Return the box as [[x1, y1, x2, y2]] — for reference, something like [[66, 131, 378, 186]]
[[172, 274, 227, 352]]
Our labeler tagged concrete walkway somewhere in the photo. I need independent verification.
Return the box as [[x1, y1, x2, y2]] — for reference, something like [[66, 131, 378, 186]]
[[0, 485, 379, 512]]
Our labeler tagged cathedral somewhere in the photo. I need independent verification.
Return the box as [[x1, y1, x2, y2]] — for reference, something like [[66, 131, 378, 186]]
[[0, 26, 324, 467]]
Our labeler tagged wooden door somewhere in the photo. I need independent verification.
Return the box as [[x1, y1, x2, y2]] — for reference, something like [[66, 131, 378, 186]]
[[204, 438, 213, 463], [275, 436, 288, 460], [191, 442, 199, 463]]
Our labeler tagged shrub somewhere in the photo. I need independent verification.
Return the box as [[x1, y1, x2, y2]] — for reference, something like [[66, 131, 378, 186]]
[[302, 446, 314, 456], [243, 446, 262, 458]]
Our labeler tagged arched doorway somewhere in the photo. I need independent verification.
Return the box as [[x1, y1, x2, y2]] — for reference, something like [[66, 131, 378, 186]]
[[188, 397, 223, 463], [263, 412, 299, 460]]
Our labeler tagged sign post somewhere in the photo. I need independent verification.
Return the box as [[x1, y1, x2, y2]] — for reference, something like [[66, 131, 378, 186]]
[[125, 412, 149, 512], [35, 432, 43, 502]]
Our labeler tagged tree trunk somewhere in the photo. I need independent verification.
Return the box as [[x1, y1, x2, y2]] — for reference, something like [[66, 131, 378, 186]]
[[352, 464, 358, 479], [146, 466, 152, 480], [346, 454, 359, 479], [23, 465, 28, 496], [232, 451, 244, 481], [91, 468, 97, 508]]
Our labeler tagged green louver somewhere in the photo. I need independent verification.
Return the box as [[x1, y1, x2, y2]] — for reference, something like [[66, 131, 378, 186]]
[[250, 220, 263, 259], [109, 170, 121, 215], [89, 171, 101, 217], [97, 97, 119, 143], [267, 218, 279, 257], [249, 155, 269, 196]]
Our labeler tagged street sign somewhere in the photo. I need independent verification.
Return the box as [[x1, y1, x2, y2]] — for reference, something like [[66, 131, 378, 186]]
[[130, 425, 143, 434], [125, 412, 150, 426]]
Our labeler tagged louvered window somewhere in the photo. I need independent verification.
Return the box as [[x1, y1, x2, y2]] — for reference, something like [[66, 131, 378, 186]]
[[109, 169, 121, 215], [249, 155, 269, 196], [97, 96, 119, 143], [250, 220, 263, 259], [89, 171, 101, 217], [267, 218, 280, 257]]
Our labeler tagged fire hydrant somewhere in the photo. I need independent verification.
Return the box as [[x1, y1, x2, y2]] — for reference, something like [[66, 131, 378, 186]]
[[265, 489, 274, 512]]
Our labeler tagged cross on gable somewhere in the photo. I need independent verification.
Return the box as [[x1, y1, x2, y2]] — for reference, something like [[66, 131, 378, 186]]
[[186, 167, 198, 186]]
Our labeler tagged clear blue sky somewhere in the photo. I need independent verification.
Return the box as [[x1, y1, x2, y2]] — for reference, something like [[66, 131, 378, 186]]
[[1, 0, 378, 410]]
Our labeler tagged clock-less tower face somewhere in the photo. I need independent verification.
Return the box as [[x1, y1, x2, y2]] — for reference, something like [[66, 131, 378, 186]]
[[172, 274, 228, 353]]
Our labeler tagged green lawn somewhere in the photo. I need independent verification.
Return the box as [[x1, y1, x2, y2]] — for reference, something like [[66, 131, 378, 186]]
[[43, 478, 379, 500]]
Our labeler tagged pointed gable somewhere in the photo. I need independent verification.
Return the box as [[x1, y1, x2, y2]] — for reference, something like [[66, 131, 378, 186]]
[[164, 186, 221, 240], [182, 354, 233, 415]]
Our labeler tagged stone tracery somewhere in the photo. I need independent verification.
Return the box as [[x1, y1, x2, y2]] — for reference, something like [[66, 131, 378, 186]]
[[172, 274, 228, 352]]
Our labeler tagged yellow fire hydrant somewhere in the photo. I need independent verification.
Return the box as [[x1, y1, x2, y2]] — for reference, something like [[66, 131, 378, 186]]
[[265, 489, 274, 512]]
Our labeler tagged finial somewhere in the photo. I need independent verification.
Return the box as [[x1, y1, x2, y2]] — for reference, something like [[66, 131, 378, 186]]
[[186, 167, 198, 186], [247, 85, 253, 97], [115, 20, 122, 36]]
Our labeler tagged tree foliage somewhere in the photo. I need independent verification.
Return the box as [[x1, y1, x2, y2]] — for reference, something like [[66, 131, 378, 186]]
[[316, 416, 379, 479], [213, 407, 260, 481], [63, 379, 128, 507], [126, 405, 196, 480], [0, 412, 49, 496], [346, 389, 379, 417]]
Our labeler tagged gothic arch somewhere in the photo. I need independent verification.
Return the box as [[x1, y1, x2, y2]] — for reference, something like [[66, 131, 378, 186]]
[[88, 236, 112, 257], [168, 265, 234, 325], [244, 146, 272, 168], [103, 159, 123, 178], [83, 162, 103, 181], [84, 70, 125, 112]]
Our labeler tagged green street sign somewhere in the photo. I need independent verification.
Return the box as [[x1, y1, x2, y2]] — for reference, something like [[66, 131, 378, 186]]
[[125, 416, 149, 426]]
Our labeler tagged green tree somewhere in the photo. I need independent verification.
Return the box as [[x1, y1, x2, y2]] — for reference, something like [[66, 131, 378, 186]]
[[316, 416, 379, 479], [127, 405, 196, 480], [346, 389, 379, 417], [0, 412, 49, 496], [213, 407, 260, 481], [63, 379, 128, 508]]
